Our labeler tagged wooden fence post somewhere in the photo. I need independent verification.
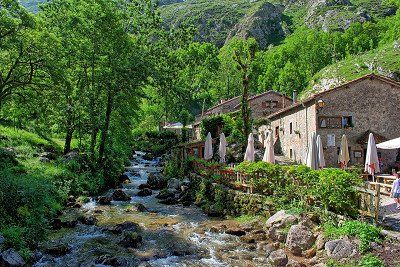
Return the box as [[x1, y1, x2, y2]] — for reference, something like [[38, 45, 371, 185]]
[[374, 183, 381, 225]]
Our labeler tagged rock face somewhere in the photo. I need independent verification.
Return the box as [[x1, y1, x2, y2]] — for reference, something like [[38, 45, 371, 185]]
[[226, 2, 285, 49], [268, 249, 288, 267], [112, 189, 131, 201], [325, 238, 359, 259], [285, 224, 316, 256], [0, 249, 25, 267]]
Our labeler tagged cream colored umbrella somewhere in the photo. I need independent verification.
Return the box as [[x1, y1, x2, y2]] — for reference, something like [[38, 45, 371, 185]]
[[338, 134, 350, 169], [244, 133, 255, 162], [306, 133, 318, 170], [204, 132, 213, 160], [365, 133, 380, 180], [263, 131, 275, 163], [316, 135, 326, 169], [219, 132, 227, 163]]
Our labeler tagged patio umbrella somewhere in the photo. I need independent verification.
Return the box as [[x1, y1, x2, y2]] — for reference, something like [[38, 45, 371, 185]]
[[306, 133, 318, 170], [263, 131, 275, 163], [244, 133, 255, 162], [316, 135, 326, 169], [204, 132, 213, 160], [338, 134, 350, 168], [365, 133, 380, 180], [219, 132, 227, 163]]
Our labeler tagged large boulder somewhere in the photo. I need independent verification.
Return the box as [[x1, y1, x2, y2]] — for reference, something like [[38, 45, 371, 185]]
[[112, 189, 131, 201], [267, 225, 287, 242], [77, 215, 98, 226], [285, 224, 316, 256], [39, 152, 57, 160], [325, 238, 359, 259], [106, 222, 139, 234], [156, 189, 176, 200], [268, 249, 288, 267], [266, 210, 298, 229], [0, 249, 25, 267]]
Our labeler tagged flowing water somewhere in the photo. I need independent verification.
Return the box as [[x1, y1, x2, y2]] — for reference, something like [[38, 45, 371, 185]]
[[34, 152, 270, 267]]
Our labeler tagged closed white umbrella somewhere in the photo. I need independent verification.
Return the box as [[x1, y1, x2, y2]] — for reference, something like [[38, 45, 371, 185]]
[[244, 133, 255, 162], [204, 132, 213, 160], [365, 133, 380, 180], [306, 133, 318, 170], [338, 134, 350, 169], [219, 133, 227, 163], [316, 135, 326, 169], [263, 131, 275, 163]]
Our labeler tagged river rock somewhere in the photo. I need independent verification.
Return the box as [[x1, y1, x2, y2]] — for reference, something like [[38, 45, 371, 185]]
[[268, 249, 288, 267], [286, 260, 306, 267], [156, 189, 176, 200], [325, 238, 359, 259], [0, 234, 4, 245], [51, 218, 63, 230], [138, 262, 151, 267], [97, 196, 112, 205], [315, 234, 326, 250], [167, 178, 182, 190], [112, 189, 131, 201], [137, 188, 152, 197], [147, 173, 167, 189], [95, 254, 128, 266], [285, 224, 316, 256], [0, 248, 25, 267], [61, 220, 78, 228], [119, 232, 142, 248], [138, 183, 150, 190], [240, 235, 256, 244], [107, 222, 139, 234], [77, 215, 98, 225], [159, 196, 178, 205], [119, 173, 130, 183], [45, 244, 71, 257], [267, 225, 287, 242], [225, 228, 246, 237], [265, 210, 298, 228]]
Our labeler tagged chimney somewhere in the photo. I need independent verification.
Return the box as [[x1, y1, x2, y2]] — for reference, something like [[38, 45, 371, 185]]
[[292, 90, 297, 105]]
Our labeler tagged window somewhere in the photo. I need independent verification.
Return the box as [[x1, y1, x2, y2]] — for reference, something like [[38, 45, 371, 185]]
[[290, 149, 293, 159], [342, 116, 353, 128], [275, 126, 279, 138], [289, 122, 293, 134]]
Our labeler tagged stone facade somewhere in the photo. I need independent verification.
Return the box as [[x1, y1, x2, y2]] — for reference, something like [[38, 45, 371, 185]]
[[268, 74, 400, 170], [192, 91, 291, 140]]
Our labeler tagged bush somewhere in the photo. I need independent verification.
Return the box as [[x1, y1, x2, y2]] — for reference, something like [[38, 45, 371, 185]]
[[323, 221, 383, 253], [359, 254, 384, 267], [233, 162, 362, 216]]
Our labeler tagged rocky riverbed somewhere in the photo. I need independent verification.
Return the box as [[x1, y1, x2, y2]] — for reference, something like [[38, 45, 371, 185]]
[[2, 151, 395, 267]]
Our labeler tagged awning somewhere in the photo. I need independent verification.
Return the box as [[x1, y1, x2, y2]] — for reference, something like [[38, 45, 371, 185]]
[[377, 137, 400, 149]]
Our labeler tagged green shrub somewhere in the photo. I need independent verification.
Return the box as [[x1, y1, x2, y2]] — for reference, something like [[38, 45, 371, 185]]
[[359, 254, 384, 267], [323, 221, 382, 253]]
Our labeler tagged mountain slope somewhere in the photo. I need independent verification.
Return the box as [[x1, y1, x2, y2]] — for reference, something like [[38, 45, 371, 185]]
[[303, 41, 400, 98]]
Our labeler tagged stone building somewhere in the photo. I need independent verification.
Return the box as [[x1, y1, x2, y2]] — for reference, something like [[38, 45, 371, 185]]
[[267, 74, 400, 170], [192, 91, 292, 140]]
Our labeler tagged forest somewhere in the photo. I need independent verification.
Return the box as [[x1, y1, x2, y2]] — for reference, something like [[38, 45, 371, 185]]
[[1, 0, 400, 262]]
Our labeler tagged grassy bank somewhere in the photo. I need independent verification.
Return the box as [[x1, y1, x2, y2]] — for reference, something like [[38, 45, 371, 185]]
[[0, 126, 111, 258]]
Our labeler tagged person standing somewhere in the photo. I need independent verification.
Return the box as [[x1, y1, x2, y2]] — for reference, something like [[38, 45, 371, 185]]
[[391, 170, 400, 210]]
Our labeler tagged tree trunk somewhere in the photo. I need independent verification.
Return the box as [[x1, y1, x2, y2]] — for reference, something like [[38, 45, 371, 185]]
[[242, 73, 250, 140], [98, 91, 113, 166], [89, 127, 98, 161], [64, 127, 74, 155]]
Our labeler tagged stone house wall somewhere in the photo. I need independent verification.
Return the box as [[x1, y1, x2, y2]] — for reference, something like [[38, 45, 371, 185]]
[[204, 97, 241, 117], [269, 75, 400, 170], [270, 103, 317, 163], [247, 91, 292, 119]]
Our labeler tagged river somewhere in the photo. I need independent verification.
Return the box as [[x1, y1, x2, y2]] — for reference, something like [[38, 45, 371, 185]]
[[34, 152, 270, 267]]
